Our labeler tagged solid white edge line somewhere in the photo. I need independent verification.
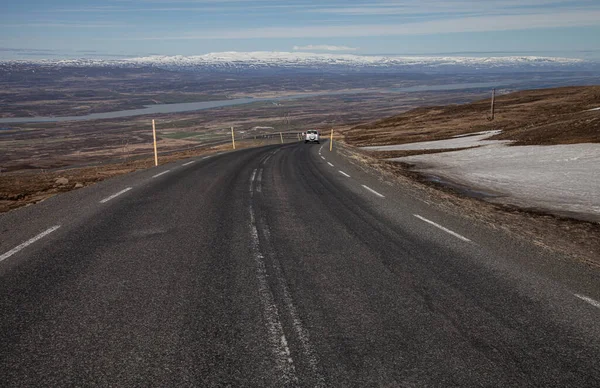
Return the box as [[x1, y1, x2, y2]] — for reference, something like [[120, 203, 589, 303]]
[[575, 294, 600, 309], [182, 161, 195, 166], [257, 169, 263, 193], [100, 187, 132, 203], [338, 170, 351, 178], [327, 162, 334, 167], [152, 169, 171, 178], [0, 225, 61, 262], [414, 214, 471, 242], [361, 184, 385, 198]]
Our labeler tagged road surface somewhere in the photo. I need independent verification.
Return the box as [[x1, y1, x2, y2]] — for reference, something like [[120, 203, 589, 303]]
[[1, 142, 600, 387]]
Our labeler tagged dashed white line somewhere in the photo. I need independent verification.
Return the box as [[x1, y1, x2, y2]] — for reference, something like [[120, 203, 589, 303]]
[[338, 170, 351, 178], [152, 170, 171, 178], [361, 184, 385, 198], [575, 294, 600, 309], [327, 162, 334, 167], [100, 187, 132, 203], [182, 161, 195, 166], [414, 214, 471, 242], [321, 156, 325, 160], [202, 155, 211, 160], [0, 225, 61, 263]]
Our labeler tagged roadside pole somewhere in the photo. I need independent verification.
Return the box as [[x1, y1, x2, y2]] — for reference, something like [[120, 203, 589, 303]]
[[490, 88, 496, 120], [152, 119, 158, 166], [280, 132, 284, 144], [329, 129, 334, 151], [231, 127, 236, 149], [487, 88, 496, 121]]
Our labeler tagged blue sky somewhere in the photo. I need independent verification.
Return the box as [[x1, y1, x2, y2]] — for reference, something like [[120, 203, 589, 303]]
[[2, 0, 600, 59]]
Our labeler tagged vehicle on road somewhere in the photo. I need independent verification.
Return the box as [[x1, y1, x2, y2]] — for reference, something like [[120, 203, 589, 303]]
[[304, 130, 320, 144]]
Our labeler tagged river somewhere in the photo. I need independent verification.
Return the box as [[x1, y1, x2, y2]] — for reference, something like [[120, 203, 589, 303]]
[[0, 81, 509, 124]]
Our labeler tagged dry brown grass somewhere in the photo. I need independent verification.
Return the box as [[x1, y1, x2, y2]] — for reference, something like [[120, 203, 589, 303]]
[[0, 137, 285, 213], [344, 86, 600, 147]]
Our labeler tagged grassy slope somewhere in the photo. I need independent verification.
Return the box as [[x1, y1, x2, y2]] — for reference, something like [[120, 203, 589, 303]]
[[344, 86, 600, 147]]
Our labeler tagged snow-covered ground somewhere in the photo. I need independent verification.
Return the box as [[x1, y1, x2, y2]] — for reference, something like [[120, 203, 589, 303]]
[[376, 135, 600, 222], [362, 130, 510, 151]]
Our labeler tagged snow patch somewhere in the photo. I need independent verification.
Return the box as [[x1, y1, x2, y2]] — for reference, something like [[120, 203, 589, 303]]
[[390, 143, 600, 222]]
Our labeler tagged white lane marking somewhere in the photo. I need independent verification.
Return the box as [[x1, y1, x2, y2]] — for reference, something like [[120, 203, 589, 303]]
[[152, 170, 171, 178], [100, 187, 132, 203], [575, 294, 600, 309], [414, 214, 471, 242], [263, 154, 272, 164], [321, 156, 325, 160], [338, 170, 351, 178], [257, 168, 263, 193], [0, 225, 61, 263], [250, 169, 257, 196], [249, 206, 298, 384], [327, 162, 334, 167], [361, 184, 385, 198], [262, 223, 325, 386], [202, 155, 211, 159], [182, 161, 195, 166]]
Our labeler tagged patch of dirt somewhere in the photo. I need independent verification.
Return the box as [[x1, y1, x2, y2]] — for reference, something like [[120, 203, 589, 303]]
[[344, 86, 600, 148], [366, 147, 477, 159]]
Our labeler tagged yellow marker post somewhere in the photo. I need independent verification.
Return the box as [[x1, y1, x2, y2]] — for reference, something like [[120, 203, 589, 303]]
[[231, 127, 236, 149], [280, 132, 284, 144], [329, 129, 334, 151], [152, 119, 158, 166]]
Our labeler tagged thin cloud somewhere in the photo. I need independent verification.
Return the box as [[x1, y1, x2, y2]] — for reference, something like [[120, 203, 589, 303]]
[[4, 22, 123, 28], [128, 9, 600, 40], [48, 2, 310, 13], [293, 45, 358, 52], [312, 0, 600, 16]]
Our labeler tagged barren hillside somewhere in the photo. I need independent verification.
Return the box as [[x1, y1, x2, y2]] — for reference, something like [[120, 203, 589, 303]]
[[345, 86, 600, 148]]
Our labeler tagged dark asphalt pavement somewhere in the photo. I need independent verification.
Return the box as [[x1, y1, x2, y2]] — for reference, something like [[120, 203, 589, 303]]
[[1, 142, 600, 387]]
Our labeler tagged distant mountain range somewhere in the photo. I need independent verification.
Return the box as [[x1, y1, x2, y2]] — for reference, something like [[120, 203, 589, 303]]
[[1, 52, 596, 73]]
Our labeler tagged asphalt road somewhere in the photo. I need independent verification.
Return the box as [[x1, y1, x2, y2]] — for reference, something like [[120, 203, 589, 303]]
[[1, 142, 600, 387]]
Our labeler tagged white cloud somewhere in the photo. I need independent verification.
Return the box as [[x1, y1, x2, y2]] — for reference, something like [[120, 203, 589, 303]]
[[293, 45, 358, 52]]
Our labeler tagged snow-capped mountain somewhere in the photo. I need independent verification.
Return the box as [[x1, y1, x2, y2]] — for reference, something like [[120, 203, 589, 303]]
[[0, 52, 593, 73]]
